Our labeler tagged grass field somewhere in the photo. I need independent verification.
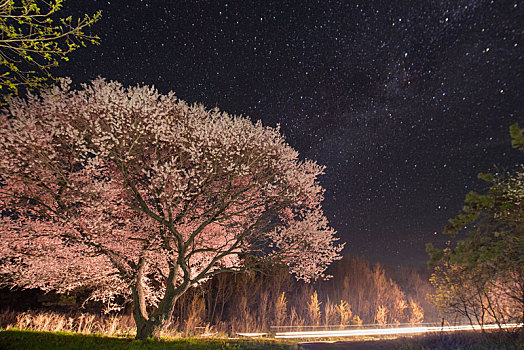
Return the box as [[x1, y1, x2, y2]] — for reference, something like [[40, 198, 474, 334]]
[[2, 328, 523, 349], [0, 329, 299, 350]]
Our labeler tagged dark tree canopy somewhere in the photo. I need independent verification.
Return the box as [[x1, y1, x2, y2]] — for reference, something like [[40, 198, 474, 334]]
[[427, 123, 524, 328]]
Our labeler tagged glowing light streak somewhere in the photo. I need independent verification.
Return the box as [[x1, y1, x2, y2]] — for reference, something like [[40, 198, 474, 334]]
[[237, 332, 268, 337], [274, 323, 523, 339]]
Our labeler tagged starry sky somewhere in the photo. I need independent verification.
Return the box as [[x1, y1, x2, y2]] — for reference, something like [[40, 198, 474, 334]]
[[57, 0, 523, 268]]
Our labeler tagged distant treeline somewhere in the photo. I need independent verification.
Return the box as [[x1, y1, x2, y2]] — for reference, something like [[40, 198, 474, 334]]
[[0, 255, 439, 333], [172, 255, 438, 332]]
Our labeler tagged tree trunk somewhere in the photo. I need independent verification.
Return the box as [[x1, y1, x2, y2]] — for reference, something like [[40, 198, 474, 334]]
[[132, 260, 190, 341], [135, 318, 162, 340], [133, 290, 181, 340]]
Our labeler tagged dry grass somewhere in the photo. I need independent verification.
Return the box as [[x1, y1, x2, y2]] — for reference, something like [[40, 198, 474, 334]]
[[0, 309, 223, 338], [3, 310, 136, 336]]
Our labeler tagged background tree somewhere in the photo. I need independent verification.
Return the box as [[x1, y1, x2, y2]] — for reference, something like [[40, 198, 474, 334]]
[[307, 291, 321, 326], [0, 78, 343, 339], [407, 298, 424, 325], [427, 123, 524, 329], [0, 0, 100, 101], [510, 123, 524, 151]]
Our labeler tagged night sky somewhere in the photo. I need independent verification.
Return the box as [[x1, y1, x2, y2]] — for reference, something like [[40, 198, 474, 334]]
[[57, 0, 523, 268]]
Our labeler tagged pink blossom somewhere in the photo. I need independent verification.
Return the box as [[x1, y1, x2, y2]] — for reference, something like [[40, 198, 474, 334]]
[[0, 78, 343, 333]]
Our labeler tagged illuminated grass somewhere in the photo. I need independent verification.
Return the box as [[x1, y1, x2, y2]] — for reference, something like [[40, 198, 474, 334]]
[[0, 329, 298, 350]]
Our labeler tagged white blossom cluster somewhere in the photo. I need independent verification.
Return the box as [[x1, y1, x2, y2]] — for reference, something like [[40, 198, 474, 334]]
[[0, 78, 343, 309]]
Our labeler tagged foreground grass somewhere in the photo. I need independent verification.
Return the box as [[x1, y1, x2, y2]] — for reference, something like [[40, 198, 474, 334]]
[[0, 329, 298, 350], [2, 329, 523, 350]]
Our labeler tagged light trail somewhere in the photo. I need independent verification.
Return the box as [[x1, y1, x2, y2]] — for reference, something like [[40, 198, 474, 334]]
[[274, 323, 523, 339], [236, 332, 268, 337]]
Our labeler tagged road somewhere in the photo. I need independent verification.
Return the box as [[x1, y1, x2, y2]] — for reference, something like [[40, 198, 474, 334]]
[[239, 324, 522, 348], [286, 324, 523, 349], [299, 339, 404, 349]]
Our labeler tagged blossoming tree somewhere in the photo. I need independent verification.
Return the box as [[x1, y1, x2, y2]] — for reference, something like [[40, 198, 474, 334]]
[[0, 79, 343, 339]]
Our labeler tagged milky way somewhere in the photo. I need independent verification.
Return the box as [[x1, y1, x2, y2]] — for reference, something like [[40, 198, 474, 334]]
[[58, 0, 523, 267]]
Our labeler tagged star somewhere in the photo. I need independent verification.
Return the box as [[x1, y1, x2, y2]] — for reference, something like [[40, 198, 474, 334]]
[[56, 0, 523, 267]]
